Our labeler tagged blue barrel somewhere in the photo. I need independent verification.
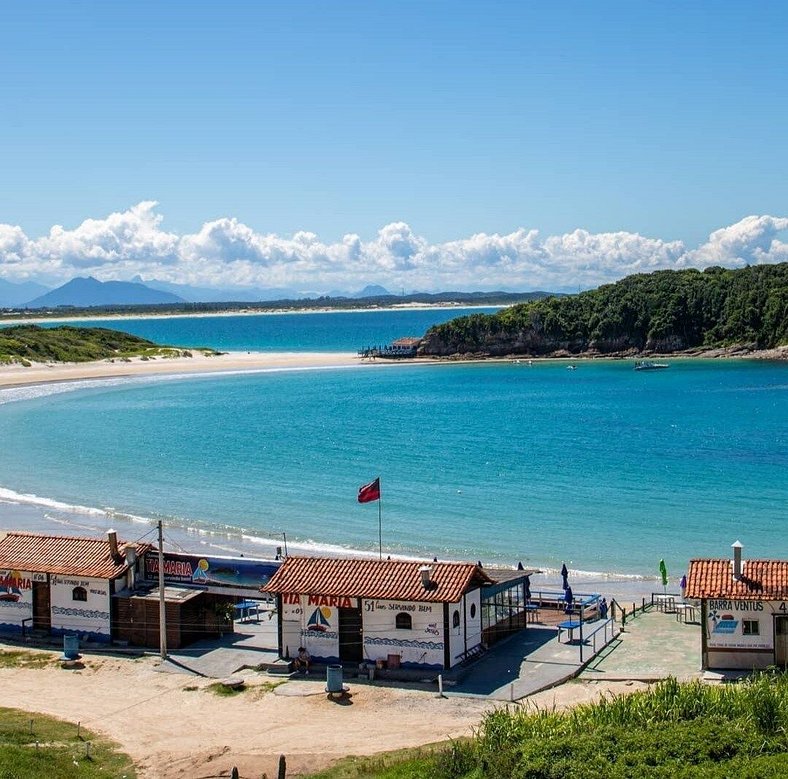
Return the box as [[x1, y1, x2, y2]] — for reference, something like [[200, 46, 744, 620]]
[[326, 664, 343, 693], [63, 635, 80, 660]]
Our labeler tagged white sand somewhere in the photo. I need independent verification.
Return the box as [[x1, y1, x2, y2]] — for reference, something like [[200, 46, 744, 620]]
[[0, 650, 647, 778], [0, 351, 373, 389]]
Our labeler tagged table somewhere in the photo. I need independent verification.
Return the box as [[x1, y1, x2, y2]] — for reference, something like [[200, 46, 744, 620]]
[[234, 600, 260, 623], [557, 620, 582, 643], [654, 594, 676, 613], [675, 603, 697, 623]]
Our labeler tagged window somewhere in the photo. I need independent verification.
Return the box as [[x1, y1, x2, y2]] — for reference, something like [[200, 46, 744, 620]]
[[452, 610, 460, 628], [72, 586, 87, 602], [743, 620, 759, 636], [395, 612, 412, 630], [470, 603, 477, 619]]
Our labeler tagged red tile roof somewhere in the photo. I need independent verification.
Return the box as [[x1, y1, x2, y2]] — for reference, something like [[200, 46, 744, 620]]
[[0, 532, 152, 580], [261, 556, 492, 603], [686, 558, 788, 600]]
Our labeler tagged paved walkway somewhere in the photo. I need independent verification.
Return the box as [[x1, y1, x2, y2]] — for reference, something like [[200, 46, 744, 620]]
[[157, 614, 280, 678], [580, 608, 702, 681]]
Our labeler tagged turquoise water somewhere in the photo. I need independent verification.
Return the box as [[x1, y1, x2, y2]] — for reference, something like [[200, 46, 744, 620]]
[[0, 324, 786, 580], [29, 307, 500, 352]]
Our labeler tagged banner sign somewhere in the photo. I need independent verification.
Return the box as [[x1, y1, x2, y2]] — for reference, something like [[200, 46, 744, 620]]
[[144, 552, 280, 592]]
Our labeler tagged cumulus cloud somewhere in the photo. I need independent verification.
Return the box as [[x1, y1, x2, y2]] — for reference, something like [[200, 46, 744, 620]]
[[0, 203, 786, 293]]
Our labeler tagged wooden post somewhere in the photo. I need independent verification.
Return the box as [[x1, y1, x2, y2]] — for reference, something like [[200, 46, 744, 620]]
[[278, 754, 287, 779]]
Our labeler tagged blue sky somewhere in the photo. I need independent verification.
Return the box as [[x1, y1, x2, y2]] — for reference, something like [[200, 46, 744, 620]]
[[1, 2, 787, 292]]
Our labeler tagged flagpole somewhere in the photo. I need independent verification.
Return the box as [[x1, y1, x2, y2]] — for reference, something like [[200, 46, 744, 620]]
[[378, 476, 382, 560]]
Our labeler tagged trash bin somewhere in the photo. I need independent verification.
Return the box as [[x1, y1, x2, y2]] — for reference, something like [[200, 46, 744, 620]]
[[326, 664, 344, 693], [63, 635, 80, 660]]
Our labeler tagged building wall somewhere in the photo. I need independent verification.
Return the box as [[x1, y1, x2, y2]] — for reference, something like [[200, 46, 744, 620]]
[[447, 589, 483, 666], [704, 598, 785, 669], [362, 598, 444, 669], [0, 569, 34, 632], [50, 575, 112, 642], [281, 593, 352, 662]]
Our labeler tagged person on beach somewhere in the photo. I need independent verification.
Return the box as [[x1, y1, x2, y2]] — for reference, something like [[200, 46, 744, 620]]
[[294, 646, 310, 675], [599, 597, 608, 619]]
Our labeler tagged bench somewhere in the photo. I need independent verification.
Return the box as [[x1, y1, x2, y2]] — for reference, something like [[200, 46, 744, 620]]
[[557, 620, 583, 643]]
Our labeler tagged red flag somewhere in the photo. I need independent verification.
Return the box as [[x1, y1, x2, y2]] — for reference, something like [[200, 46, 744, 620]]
[[358, 477, 381, 503]]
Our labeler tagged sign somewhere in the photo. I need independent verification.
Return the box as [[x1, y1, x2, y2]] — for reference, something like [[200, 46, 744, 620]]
[[144, 552, 280, 591]]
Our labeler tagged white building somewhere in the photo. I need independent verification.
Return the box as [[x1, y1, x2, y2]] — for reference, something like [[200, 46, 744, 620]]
[[0, 531, 149, 643], [686, 541, 788, 670], [262, 556, 532, 670]]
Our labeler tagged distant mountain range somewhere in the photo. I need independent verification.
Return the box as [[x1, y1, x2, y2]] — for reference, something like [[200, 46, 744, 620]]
[[25, 277, 185, 308], [1, 274, 545, 310], [0, 278, 50, 308]]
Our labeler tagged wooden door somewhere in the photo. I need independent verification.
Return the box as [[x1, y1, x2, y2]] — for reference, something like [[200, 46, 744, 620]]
[[775, 616, 788, 667], [32, 582, 50, 631], [338, 607, 363, 662]]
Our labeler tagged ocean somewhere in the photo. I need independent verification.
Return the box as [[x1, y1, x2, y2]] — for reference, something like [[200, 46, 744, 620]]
[[0, 308, 786, 593]]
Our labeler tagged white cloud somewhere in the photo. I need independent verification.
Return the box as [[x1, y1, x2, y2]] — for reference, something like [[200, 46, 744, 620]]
[[0, 204, 786, 293]]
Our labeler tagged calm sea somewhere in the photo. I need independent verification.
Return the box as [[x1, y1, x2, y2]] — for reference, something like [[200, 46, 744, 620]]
[[0, 309, 786, 585]]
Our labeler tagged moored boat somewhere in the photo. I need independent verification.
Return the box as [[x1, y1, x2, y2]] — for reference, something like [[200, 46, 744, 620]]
[[634, 360, 669, 371]]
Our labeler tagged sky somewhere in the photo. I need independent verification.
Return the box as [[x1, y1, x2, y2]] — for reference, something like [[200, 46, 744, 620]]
[[1, 1, 787, 293]]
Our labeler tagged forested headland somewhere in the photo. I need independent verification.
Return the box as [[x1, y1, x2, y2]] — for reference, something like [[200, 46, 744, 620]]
[[419, 263, 788, 358]]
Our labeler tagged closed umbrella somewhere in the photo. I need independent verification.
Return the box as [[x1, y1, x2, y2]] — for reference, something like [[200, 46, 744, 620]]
[[659, 559, 668, 593], [561, 563, 569, 591], [524, 575, 531, 602], [564, 584, 574, 614]]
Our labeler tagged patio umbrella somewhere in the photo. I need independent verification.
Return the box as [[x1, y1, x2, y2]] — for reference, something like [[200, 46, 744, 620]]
[[561, 563, 569, 590], [524, 575, 531, 602], [563, 585, 573, 614], [659, 559, 668, 592]]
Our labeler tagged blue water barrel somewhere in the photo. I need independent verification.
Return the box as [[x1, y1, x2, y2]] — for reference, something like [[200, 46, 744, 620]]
[[63, 635, 80, 660], [326, 664, 343, 693]]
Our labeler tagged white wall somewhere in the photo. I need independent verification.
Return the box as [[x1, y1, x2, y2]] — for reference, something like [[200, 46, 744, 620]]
[[705, 599, 774, 652], [362, 598, 444, 669], [0, 569, 34, 631], [448, 589, 483, 666], [50, 575, 111, 642], [281, 593, 352, 662]]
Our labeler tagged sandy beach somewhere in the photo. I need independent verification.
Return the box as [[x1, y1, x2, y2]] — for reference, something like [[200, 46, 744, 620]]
[[0, 350, 371, 389], [0, 649, 648, 778]]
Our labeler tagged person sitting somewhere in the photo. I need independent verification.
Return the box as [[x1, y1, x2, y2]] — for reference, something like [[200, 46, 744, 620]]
[[294, 646, 310, 675]]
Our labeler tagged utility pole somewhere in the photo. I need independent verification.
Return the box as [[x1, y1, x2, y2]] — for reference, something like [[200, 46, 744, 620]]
[[157, 520, 167, 660]]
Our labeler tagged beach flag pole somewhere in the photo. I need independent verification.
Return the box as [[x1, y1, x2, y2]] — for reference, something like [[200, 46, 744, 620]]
[[157, 520, 168, 660], [378, 480, 383, 561]]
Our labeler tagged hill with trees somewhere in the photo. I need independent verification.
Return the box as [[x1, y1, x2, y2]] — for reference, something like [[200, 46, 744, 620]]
[[419, 263, 788, 357]]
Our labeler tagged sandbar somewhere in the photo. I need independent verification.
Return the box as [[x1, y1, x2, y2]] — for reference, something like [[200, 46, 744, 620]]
[[0, 350, 372, 389]]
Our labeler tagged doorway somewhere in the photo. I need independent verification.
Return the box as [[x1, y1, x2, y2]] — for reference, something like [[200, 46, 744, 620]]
[[775, 616, 788, 667], [32, 582, 50, 632], [338, 607, 363, 662]]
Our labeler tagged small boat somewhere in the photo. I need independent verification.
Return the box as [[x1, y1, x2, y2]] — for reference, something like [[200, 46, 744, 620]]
[[634, 360, 669, 371], [566, 365, 576, 371]]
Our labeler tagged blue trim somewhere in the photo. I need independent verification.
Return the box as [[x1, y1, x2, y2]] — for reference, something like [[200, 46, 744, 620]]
[[50, 626, 111, 644]]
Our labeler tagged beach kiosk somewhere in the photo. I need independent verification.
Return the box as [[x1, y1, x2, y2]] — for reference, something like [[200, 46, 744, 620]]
[[686, 541, 788, 671], [262, 556, 524, 671], [0, 530, 150, 643]]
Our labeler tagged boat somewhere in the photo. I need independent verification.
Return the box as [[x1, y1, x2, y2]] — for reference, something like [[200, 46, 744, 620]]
[[634, 360, 669, 371]]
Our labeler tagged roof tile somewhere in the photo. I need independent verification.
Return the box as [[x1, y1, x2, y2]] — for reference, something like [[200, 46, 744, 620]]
[[686, 559, 788, 600], [261, 556, 491, 603], [0, 532, 152, 580]]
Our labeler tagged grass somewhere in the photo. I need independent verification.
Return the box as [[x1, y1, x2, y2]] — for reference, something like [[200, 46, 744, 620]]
[[0, 650, 56, 669], [0, 707, 136, 778], [308, 674, 788, 778], [0, 324, 220, 364]]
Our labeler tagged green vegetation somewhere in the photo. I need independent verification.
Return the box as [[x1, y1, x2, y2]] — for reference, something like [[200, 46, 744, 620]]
[[309, 675, 788, 778], [0, 650, 56, 669], [0, 325, 217, 364], [0, 707, 135, 778], [421, 263, 788, 356]]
